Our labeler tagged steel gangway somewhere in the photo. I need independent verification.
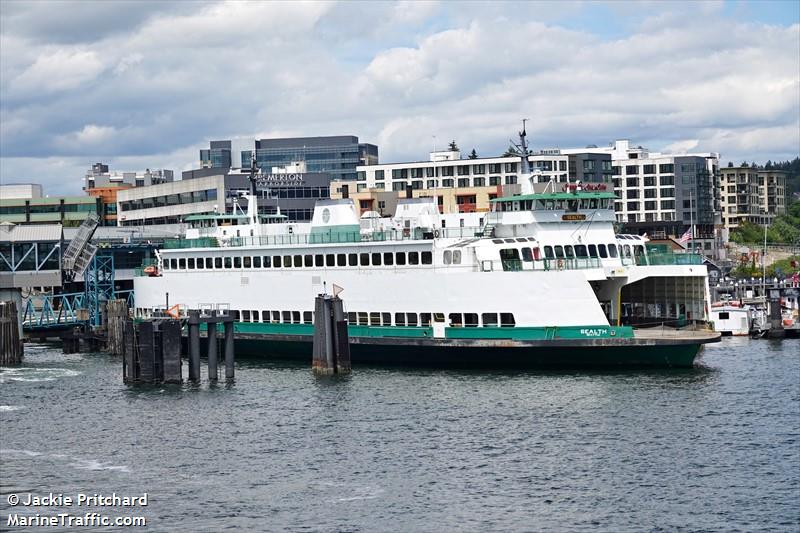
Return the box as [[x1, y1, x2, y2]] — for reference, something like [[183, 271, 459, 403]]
[[62, 212, 100, 281]]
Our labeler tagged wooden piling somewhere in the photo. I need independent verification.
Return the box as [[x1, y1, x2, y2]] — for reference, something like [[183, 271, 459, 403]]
[[122, 319, 137, 383], [331, 297, 351, 374], [312, 295, 333, 375], [137, 321, 156, 383], [161, 320, 182, 383], [312, 295, 350, 375], [224, 320, 235, 380], [207, 321, 218, 382], [0, 301, 23, 366], [188, 310, 200, 382], [105, 299, 129, 356]]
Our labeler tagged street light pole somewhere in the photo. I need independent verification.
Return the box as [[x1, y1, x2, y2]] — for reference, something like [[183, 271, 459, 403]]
[[762, 210, 767, 298]]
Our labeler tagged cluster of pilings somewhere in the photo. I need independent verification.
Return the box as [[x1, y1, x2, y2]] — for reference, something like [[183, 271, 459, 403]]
[[312, 294, 351, 375], [123, 320, 183, 384], [0, 301, 23, 366], [29, 292, 352, 379], [187, 310, 235, 382]]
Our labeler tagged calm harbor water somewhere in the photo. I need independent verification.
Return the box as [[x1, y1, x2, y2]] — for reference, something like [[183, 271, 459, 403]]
[[1, 338, 798, 532]]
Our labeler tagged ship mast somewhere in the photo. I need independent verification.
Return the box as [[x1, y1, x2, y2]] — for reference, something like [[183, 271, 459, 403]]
[[246, 151, 260, 225], [517, 119, 535, 195], [248, 151, 258, 196], [519, 119, 531, 175]]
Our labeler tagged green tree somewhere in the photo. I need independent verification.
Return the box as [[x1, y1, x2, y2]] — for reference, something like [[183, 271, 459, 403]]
[[503, 145, 519, 157], [468, 149, 478, 159], [448, 140, 459, 152], [729, 200, 800, 245]]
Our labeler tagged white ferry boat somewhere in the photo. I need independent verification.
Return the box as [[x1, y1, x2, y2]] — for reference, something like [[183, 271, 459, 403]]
[[133, 131, 720, 368]]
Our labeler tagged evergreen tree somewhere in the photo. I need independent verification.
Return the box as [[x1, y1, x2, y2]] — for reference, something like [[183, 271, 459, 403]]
[[448, 140, 459, 152], [503, 145, 519, 157], [727, 161, 734, 167], [468, 149, 478, 159]]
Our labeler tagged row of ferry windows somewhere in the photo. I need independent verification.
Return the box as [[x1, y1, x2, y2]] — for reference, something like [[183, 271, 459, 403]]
[[163, 251, 435, 270], [499, 243, 645, 261], [232, 310, 516, 327], [541, 243, 644, 259]]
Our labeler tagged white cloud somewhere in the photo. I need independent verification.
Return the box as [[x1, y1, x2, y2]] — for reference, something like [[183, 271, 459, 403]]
[[9, 48, 105, 94], [73, 124, 117, 145], [113, 53, 143, 75], [0, 1, 798, 195], [664, 139, 700, 154]]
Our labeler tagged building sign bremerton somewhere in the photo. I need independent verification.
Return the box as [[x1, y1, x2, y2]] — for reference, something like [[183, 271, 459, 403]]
[[254, 174, 305, 188]]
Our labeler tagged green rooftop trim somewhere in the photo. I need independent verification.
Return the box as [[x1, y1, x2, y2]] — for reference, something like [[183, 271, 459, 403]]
[[184, 213, 248, 221], [184, 213, 288, 222], [491, 192, 616, 202]]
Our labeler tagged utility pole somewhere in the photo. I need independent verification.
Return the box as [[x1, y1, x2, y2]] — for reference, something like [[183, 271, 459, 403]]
[[762, 209, 768, 298], [689, 189, 695, 253]]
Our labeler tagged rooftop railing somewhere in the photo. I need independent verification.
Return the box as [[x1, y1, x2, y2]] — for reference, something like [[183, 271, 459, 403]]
[[162, 237, 218, 249]]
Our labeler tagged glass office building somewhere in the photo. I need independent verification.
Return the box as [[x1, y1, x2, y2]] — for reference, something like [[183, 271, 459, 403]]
[[241, 136, 378, 181], [200, 140, 233, 169]]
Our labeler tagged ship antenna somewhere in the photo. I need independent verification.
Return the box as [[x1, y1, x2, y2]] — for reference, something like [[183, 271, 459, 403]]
[[519, 119, 531, 175]]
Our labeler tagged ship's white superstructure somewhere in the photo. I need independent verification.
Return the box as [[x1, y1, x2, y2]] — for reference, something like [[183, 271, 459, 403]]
[[132, 127, 718, 367]]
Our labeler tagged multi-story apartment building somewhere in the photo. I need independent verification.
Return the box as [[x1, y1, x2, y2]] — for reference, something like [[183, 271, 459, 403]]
[[329, 148, 585, 214], [563, 141, 721, 252], [719, 166, 787, 229]]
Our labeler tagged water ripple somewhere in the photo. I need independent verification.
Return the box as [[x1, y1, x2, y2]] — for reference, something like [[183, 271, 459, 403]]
[[0, 338, 797, 532]]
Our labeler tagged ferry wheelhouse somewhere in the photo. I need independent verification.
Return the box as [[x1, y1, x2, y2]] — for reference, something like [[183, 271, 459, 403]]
[[133, 134, 719, 368]]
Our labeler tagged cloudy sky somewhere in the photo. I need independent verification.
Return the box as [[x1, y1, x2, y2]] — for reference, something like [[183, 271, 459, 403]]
[[1, 0, 798, 195]]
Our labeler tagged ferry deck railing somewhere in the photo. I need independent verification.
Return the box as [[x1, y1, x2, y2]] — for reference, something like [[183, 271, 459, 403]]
[[161, 227, 487, 250]]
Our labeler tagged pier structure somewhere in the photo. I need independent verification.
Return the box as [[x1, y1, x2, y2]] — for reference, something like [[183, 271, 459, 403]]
[[713, 277, 799, 301], [11, 216, 175, 337], [1, 223, 66, 363], [187, 309, 236, 382]]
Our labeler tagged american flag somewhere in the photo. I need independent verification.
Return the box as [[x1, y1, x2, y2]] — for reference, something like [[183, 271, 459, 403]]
[[678, 228, 693, 244]]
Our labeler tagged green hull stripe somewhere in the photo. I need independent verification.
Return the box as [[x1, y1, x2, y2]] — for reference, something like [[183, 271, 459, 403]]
[[204, 322, 634, 340]]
